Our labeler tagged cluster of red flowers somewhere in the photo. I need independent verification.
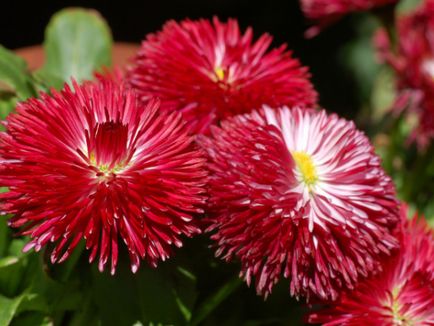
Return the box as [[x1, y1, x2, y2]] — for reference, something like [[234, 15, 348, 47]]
[[0, 7, 433, 325], [376, 0, 434, 147]]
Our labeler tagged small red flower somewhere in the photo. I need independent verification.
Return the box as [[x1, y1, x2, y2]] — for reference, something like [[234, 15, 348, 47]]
[[200, 106, 399, 301], [127, 17, 317, 134], [0, 76, 207, 274], [376, 0, 434, 147], [300, 0, 398, 36], [308, 205, 434, 325]]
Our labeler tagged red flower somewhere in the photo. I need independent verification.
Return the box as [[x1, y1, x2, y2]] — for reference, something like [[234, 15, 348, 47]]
[[300, 0, 398, 36], [0, 76, 207, 274], [127, 17, 317, 134], [308, 205, 434, 325], [200, 106, 399, 301], [376, 0, 434, 147]]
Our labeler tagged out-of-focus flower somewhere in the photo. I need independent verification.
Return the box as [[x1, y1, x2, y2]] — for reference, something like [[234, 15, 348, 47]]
[[301, 0, 398, 36], [0, 76, 207, 274], [308, 205, 434, 325], [127, 17, 317, 134], [376, 0, 434, 147], [200, 106, 399, 301]]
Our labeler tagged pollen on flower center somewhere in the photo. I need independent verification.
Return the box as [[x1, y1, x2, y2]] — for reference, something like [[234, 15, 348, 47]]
[[89, 152, 125, 176], [389, 286, 409, 325], [214, 66, 225, 81], [292, 151, 318, 186]]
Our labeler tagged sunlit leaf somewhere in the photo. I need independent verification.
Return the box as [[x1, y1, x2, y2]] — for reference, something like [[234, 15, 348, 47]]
[[0, 294, 26, 326], [39, 8, 112, 86]]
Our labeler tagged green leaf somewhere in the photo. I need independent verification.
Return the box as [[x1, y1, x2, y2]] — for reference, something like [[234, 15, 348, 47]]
[[371, 67, 396, 123], [40, 8, 112, 86], [398, 0, 423, 12], [0, 93, 17, 123], [68, 292, 100, 326], [341, 15, 381, 105], [171, 266, 198, 322], [7, 239, 27, 258], [0, 252, 28, 297], [0, 257, 19, 269], [134, 265, 197, 325], [91, 262, 141, 326], [21, 254, 83, 314], [48, 241, 85, 283], [0, 46, 36, 100], [0, 219, 12, 257], [90, 255, 198, 326], [0, 222, 28, 298], [31, 71, 64, 93], [0, 294, 27, 326], [10, 312, 53, 326]]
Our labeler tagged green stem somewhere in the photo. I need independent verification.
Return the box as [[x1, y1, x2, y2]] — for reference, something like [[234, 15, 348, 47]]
[[189, 276, 243, 326]]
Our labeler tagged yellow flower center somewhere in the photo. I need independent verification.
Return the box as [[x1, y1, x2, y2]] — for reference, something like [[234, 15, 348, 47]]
[[390, 286, 410, 325], [89, 152, 96, 165], [214, 66, 225, 81], [292, 151, 318, 186], [89, 152, 125, 176]]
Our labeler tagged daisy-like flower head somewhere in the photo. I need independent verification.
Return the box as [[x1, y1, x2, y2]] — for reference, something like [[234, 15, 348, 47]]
[[200, 106, 400, 301], [127, 17, 317, 134], [0, 76, 207, 274], [376, 0, 434, 147], [300, 0, 398, 36], [308, 205, 434, 325]]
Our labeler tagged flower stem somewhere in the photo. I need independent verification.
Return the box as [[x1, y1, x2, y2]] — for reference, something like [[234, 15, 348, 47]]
[[189, 276, 243, 326]]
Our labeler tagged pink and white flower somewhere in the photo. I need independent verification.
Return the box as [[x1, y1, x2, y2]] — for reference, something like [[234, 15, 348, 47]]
[[200, 106, 400, 300]]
